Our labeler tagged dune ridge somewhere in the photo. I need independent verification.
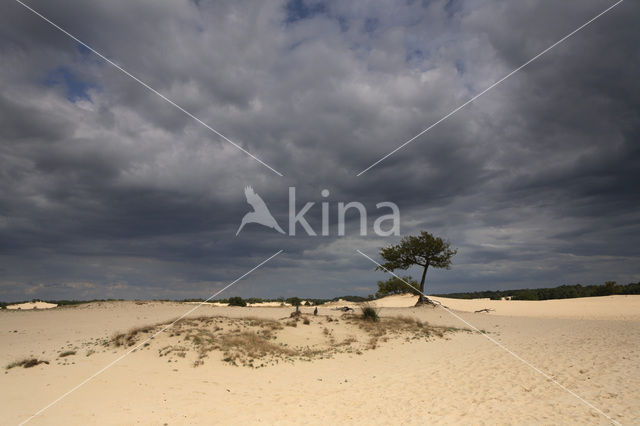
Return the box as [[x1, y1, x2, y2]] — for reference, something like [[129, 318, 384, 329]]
[[1, 296, 638, 424]]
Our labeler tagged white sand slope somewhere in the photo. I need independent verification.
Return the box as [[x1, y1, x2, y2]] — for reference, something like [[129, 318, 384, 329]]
[[5, 301, 58, 310], [431, 294, 640, 320], [1, 297, 639, 424], [371, 293, 418, 308]]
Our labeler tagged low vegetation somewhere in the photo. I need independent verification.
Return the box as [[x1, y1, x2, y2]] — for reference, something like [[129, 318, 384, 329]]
[[360, 305, 380, 322], [343, 314, 464, 349], [5, 307, 470, 372], [6, 358, 49, 369], [112, 324, 156, 347], [97, 312, 467, 369], [227, 297, 247, 307]]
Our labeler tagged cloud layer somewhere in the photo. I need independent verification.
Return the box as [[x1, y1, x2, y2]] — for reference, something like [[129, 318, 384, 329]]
[[1, 0, 638, 301]]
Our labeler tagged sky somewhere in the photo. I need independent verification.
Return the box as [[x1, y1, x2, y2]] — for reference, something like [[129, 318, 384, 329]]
[[1, 0, 638, 302]]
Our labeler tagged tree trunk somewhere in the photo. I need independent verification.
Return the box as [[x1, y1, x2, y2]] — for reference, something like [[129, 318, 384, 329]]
[[417, 263, 429, 304], [415, 264, 436, 306]]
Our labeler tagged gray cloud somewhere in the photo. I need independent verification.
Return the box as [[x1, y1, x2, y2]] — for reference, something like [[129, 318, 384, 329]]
[[0, 0, 638, 301]]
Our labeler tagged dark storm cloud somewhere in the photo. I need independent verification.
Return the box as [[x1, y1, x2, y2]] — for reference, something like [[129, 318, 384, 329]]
[[0, 0, 638, 301]]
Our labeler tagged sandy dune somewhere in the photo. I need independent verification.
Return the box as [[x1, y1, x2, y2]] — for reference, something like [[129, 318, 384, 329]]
[[5, 301, 58, 310], [371, 293, 640, 320], [1, 296, 639, 425]]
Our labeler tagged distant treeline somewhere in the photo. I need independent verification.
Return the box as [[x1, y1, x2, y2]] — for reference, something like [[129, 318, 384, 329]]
[[435, 281, 640, 301], [184, 295, 374, 306], [1, 295, 372, 308], [3, 283, 640, 307]]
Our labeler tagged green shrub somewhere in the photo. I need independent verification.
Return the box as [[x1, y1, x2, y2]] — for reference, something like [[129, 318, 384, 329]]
[[361, 305, 379, 322], [228, 297, 247, 307]]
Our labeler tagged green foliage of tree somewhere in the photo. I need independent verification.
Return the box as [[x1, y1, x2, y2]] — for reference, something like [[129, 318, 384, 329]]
[[375, 276, 420, 298], [286, 297, 302, 312], [286, 297, 302, 307], [377, 231, 457, 304]]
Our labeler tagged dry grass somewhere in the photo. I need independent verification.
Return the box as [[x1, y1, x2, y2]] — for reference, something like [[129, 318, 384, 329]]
[[6, 358, 49, 370], [59, 350, 76, 358], [219, 331, 295, 366], [346, 314, 464, 340], [112, 324, 156, 347], [100, 313, 466, 369], [105, 315, 302, 367]]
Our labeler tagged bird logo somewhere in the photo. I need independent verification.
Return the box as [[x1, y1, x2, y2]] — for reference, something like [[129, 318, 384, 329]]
[[236, 186, 285, 236]]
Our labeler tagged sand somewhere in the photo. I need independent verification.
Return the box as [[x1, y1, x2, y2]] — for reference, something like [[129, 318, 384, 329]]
[[1, 296, 639, 425], [5, 301, 58, 310], [184, 301, 289, 307], [371, 294, 640, 320]]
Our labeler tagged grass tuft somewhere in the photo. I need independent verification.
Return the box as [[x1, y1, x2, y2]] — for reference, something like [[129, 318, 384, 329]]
[[360, 305, 379, 322], [112, 324, 156, 347], [6, 358, 49, 370], [219, 331, 294, 365]]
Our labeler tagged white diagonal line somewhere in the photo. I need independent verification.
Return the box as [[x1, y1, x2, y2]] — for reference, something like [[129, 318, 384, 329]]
[[356, 0, 624, 176], [13, 0, 283, 177], [18, 249, 284, 425], [356, 249, 621, 425]]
